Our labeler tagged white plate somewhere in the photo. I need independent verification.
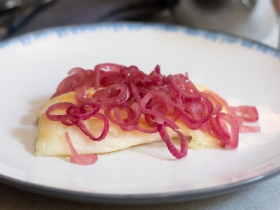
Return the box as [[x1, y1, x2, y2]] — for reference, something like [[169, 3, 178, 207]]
[[0, 23, 280, 204]]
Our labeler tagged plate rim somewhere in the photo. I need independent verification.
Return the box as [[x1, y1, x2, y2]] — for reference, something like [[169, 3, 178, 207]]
[[1, 166, 280, 204], [1, 22, 280, 60], [1, 22, 280, 204], [0, 167, 279, 204]]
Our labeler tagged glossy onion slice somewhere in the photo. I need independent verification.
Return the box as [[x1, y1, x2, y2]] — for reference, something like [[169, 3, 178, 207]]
[[210, 113, 239, 148], [157, 124, 187, 159], [65, 132, 98, 165]]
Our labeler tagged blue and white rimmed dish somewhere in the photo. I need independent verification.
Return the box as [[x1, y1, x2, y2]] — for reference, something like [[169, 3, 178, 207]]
[[0, 22, 280, 204]]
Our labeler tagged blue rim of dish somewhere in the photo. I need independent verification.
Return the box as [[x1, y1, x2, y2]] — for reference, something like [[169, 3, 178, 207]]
[[1, 22, 280, 59], [0, 22, 280, 204]]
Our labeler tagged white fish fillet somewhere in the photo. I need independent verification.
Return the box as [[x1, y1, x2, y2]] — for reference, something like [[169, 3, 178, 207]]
[[35, 86, 219, 156]]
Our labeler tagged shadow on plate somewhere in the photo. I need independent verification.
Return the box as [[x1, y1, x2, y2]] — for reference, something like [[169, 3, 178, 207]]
[[11, 96, 49, 155]]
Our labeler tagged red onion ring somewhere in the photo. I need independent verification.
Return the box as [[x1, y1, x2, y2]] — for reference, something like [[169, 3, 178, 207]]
[[200, 92, 222, 115], [174, 94, 213, 129], [47, 102, 107, 141], [46, 102, 79, 121], [210, 113, 239, 148], [130, 80, 142, 103], [65, 132, 98, 165], [157, 124, 187, 159], [46, 102, 100, 121], [99, 83, 130, 105], [51, 67, 87, 98], [74, 70, 95, 105], [228, 106, 259, 122], [204, 89, 229, 112], [75, 113, 109, 141], [104, 103, 141, 131], [139, 90, 179, 129]]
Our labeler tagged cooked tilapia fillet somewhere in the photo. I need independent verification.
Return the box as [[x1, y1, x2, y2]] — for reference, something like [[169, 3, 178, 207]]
[[35, 86, 219, 156]]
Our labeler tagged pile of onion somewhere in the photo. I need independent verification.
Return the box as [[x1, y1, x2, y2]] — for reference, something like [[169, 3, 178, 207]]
[[46, 63, 260, 165]]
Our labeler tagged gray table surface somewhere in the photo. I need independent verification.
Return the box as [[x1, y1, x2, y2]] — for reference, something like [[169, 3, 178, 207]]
[[1, 175, 280, 210], [1, 1, 280, 209]]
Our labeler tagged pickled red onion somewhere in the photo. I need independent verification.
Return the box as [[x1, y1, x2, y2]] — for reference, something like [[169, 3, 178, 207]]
[[174, 94, 213, 129], [47, 102, 108, 141], [51, 68, 89, 98], [65, 132, 98, 165], [210, 113, 239, 148], [47, 102, 100, 121], [104, 103, 141, 131], [157, 124, 187, 159], [139, 90, 178, 129], [228, 106, 259, 122], [75, 113, 109, 141], [47, 63, 260, 163]]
